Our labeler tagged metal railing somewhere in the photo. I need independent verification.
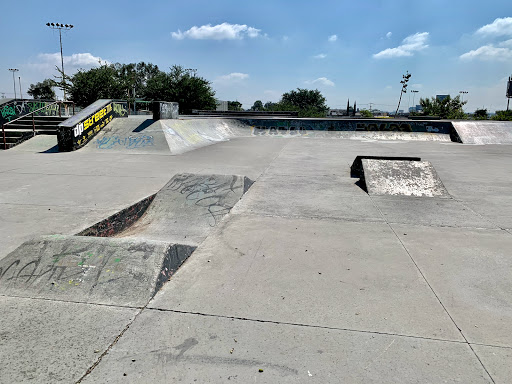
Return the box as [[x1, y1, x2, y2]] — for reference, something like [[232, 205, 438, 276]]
[[2, 101, 75, 149]]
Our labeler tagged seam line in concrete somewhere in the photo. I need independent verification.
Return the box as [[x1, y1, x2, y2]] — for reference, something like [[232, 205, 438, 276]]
[[0, 293, 143, 310], [4, 170, 166, 179], [368, 197, 496, 383], [238, 211, 504, 231], [146, 307, 469, 345]]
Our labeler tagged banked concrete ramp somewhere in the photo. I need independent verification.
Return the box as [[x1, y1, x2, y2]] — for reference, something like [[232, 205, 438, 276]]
[[80, 173, 253, 245], [0, 173, 252, 306], [82, 117, 248, 155], [0, 235, 194, 306], [358, 158, 449, 198], [452, 121, 512, 144]]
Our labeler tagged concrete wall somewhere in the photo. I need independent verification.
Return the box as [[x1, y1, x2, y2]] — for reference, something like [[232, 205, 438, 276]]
[[240, 118, 454, 135], [153, 102, 179, 120]]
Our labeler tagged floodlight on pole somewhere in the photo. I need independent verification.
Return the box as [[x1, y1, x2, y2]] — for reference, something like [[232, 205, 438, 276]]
[[46, 22, 74, 101], [459, 91, 468, 103], [8, 68, 19, 99], [411, 90, 419, 108]]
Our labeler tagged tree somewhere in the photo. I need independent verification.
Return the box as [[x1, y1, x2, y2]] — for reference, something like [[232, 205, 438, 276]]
[[144, 65, 216, 113], [473, 109, 488, 120], [67, 63, 125, 107], [419, 95, 467, 119], [492, 110, 512, 121], [228, 101, 243, 111], [360, 109, 373, 118], [279, 88, 328, 117], [27, 79, 57, 100], [251, 100, 264, 111]]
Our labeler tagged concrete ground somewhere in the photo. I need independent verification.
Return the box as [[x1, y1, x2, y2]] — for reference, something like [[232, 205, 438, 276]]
[[1, 129, 511, 383]]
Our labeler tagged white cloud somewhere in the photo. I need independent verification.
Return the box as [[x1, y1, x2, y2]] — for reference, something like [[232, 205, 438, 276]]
[[476, 17, 512, 37], [172, 22, 261, 40], [499, 39, 512, 48], [37, 52, 106, 67], [385, 85, 393, 89], [313, 53, 327, 59], [386, 32, 392, 39], [373, 32, 429, 59], [460, 45, 512, 61], [215, 73, 249, 84], [328, 34, 337, 42], [305, 77, 335, 87]]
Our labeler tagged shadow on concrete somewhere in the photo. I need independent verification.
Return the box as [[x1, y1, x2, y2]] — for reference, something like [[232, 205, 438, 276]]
[[133, 119, 155, 133]]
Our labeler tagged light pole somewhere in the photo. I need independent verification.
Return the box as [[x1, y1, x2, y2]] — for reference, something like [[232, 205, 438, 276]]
[[459, 91, 468, 103], [8, 68, 19, 99], [411, 90, 419, 109], [19, 77, 23, 100], [46, 22, 74, 101]]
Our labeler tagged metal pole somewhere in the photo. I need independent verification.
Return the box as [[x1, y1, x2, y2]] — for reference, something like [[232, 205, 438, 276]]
[[508, 98, 510, 111], [2, 124, 6, 149], [10, 70, 17, 99], [19, 77, 23, 100], [59, 28, 66, 101]]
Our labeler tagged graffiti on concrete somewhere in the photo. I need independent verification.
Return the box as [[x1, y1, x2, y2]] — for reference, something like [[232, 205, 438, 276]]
[[243, 118, 453, 136], [113, 102, 128, 117], [0, 100, 58, 124], [0, 246, 123, 292], [166, 174, 243, 226], [96, 135, 155, 149]]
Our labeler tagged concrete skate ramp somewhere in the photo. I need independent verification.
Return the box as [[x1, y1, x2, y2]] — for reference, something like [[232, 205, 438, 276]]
[[81, 117, 171, 154], [452, 121, 512, 144], [0, 235, 195, 306], [160, 118, 247, 154], [80, 173, 253, 245], [251, 129, 452, 142], [361, 159, 449, 197], [80, 117, 249, 155]]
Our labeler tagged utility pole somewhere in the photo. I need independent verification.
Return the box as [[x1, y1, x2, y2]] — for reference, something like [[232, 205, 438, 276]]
[[8, 68, 19, 99], [46, 22, 74, 101], [19, 77, 23, 100], [395, 71, 411, 117]]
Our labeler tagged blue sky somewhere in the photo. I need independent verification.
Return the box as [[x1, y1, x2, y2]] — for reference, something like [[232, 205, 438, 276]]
[[1, 0, 511, 112]]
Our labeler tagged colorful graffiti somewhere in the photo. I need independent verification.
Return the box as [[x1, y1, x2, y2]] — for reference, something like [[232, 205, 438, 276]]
[[0, 100, 58, 125]]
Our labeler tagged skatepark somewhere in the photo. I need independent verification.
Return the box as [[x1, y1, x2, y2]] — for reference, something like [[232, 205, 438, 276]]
[[1, 106, 512, 383]]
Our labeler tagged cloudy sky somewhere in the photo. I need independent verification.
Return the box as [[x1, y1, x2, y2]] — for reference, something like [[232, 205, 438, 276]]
[[1, 0, 511, 112]]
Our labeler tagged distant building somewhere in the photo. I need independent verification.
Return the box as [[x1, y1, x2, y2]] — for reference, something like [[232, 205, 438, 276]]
[[409, 105, 422, 113], [328, 109, 347, 117], [216, 100, 228, 111]]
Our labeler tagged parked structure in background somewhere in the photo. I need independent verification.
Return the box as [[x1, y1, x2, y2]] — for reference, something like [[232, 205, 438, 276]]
[[216, 100, 228, 111]]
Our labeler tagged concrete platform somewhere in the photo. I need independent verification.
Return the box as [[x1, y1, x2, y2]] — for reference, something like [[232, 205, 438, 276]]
[[1, 124, 512, 383]]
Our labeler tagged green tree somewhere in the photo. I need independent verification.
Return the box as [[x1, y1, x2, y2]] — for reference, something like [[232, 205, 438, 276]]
[[144, 65, 216, 113], [473, 109, 488, 120], [280, 88, 328, 117], [251, 100, 264, 111], [228, 101, 243, 111], [67, 63, 125, 107], [27, 79, 57, 100], [492, 110, 512, 121], [360, 109, 373, 118], [419, 95, 467, 119]]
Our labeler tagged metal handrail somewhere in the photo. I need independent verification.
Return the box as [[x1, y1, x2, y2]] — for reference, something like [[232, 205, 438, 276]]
[[2, 101, 75, 149]]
